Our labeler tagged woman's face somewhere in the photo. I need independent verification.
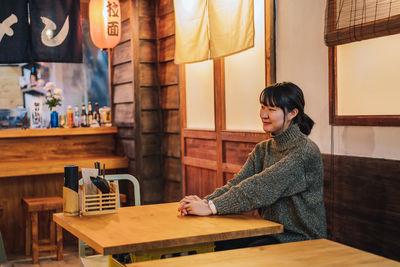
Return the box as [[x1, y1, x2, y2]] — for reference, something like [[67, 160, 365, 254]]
[[260, 104, 295, 135]]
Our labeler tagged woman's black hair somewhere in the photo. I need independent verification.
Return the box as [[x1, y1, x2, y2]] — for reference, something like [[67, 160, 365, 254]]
[[259, 82, 314, 135]]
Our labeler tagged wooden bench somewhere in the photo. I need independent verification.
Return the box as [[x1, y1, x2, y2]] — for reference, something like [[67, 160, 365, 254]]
[[22, 197, 63, 264], [126, 239, 399, 266]]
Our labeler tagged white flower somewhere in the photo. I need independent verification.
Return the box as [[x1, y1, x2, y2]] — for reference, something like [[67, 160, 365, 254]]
[[46, 92, 51, 97], [54, 88, 63, 95], [55, 95, 61, 99], [45, 82, 56, 89]]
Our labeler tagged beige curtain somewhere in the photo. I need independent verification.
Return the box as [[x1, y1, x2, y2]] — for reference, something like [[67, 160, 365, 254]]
[[174, 0, 254, 64]]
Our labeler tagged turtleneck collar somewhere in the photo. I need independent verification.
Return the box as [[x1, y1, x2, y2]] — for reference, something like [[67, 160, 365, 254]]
[[270, 123, 305, 151]]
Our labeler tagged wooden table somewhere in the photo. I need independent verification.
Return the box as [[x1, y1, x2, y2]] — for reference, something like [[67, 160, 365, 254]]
[[127, 239, 400, 267], [53, 202, 282, 255]]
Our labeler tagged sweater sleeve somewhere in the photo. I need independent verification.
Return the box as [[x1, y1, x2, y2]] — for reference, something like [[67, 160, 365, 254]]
[[212, 146, 309, 214], [204, 147, 258, 201]]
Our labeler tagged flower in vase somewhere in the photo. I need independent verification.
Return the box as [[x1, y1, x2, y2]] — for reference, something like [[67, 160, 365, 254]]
[[44, 82, 63, 110]]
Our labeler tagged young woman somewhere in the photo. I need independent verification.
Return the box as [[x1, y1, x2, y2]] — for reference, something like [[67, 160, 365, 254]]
[[178, 82, 327, 249]]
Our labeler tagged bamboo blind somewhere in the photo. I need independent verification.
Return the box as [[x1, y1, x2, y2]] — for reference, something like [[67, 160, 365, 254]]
[[325, 0, 400, 46]]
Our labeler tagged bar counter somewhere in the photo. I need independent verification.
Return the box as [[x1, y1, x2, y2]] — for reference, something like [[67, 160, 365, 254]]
[[0, 126, 118, 138], [0, 126, 128, 254]]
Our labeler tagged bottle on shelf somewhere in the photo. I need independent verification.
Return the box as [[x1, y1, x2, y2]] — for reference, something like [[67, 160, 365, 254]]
[[94, 102, 101, 126], [81, 104, 88, 127], [74, 106, 80, 127], [59, 114, 66, 128], [66, 105, 74, 128], [87, 101, 93, 126], [50, 107, 59, 128]]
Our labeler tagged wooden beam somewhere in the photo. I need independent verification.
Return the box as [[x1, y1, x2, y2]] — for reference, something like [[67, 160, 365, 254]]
[[222, 163, 242, 174], [179, 64, 187, 195], [182, 129, 216, 140], [221, 130, 268, 143], [214, 58, 225, 189], [183, 157, 217, 171], [265, 0, 276, 85]]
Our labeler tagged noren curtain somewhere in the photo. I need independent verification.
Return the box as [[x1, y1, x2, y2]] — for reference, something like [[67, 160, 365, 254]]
[[174, 0, 254, 64], [325, 0, 400, 46]]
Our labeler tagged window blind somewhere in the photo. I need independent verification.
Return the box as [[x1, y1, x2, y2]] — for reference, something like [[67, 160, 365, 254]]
[[325, 0, 400, 46]]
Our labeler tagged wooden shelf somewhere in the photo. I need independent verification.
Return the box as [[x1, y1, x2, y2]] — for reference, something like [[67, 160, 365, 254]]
[[0, 126, 118, 139], [0, 156, 129, 178]]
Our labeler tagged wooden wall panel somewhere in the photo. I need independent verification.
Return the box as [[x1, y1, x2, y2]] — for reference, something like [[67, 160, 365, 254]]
[[161, 85, 179, 109], [139, 64, 158, 86], [139, 40, 157, 63], [117, 127, 135, 139], [163, 157, 181, 182], [323, 154, 400, 261], [128, 159, 137, 174], [163, 110, 179, 133], [158, 12, 175, 38], [113, 63, 133, 84], [121, 139, 136, 159], [163, 134, 180, 158], [141, 111, 161, 133], [141, 179, 163, 203], [223, 141, 256, 165], [185, 138, 217, 161], [185, 166, 217, 198], [182, 130, 266, 197], [158, 0, 174, 16], [142, 156, 162, 178], [139, 17, 156, 39], [140, 87, 158, 109], [120, 0, 131, 21], [120, 19, 132, 42], [157, 0, 181, 202], [223, 172, 235, 185], [159, 36, 175, 62], [127, 0, 163, 204], [113, 41, 132, 65], [0, 135, 115, 161], [114, 83, 134, 104], [159, 61, 178, 85], [164, 180, 181, 202], [141, 134, 162, 156], [114, 103, 135, 127], [139, 0, 155, 17]]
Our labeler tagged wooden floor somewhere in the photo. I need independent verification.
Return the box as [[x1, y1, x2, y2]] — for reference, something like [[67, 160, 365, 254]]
[[2, 253, 79, 267], [2, 245, 79, 267]]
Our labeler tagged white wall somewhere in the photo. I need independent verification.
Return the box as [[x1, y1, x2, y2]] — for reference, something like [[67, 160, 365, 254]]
[[275, 0, 400, 160], [185, 60, 215, 130], [337, 34, 400, 115], [225, 0, 265, 131]]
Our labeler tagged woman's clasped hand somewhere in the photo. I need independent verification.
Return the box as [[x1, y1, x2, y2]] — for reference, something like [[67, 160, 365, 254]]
[[178, 195, 212, 216]]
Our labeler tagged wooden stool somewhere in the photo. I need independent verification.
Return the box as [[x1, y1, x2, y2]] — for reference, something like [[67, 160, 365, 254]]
[[22, 197, 63, 264]]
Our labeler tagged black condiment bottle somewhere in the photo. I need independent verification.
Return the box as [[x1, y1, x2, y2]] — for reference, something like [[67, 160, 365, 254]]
[[63, 165, 79, 216]]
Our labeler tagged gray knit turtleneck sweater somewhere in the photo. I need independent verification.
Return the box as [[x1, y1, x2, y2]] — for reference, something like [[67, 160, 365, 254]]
[[205, 123, 327, 243]]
